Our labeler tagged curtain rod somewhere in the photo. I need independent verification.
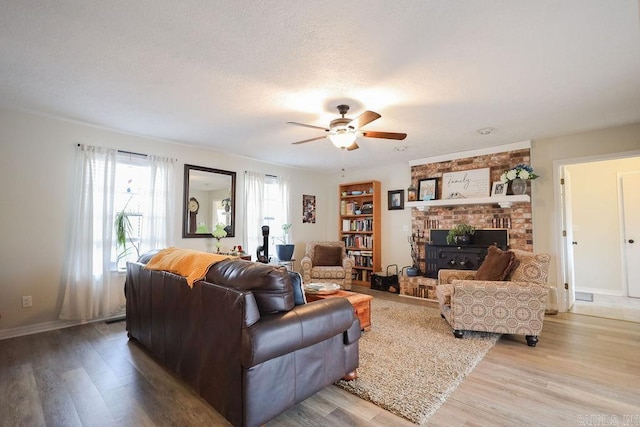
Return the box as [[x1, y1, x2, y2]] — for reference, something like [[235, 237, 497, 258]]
[[244, 171, 277, 178], [76, 143, 147, 157], [118, 149, 147, 158]]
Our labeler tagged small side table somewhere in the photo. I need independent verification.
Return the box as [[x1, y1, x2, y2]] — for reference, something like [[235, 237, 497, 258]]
[[277, 259, 295, 271]]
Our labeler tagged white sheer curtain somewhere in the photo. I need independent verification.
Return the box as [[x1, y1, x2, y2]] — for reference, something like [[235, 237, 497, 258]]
[[278, 175, 291, 240], [140, 155, 175, 251], [244, 171, 265, 256], [61, 144, 118, 320], [61, 146, 175, 321]]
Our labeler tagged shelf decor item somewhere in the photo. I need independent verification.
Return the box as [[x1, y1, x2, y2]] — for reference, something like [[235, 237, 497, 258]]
[[407, 183, 417, 201], [511, 178, 527, 195], [500, 164, 539, 195]]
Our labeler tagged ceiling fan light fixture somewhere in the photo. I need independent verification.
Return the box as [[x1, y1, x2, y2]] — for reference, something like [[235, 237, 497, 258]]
[[289, 104, 406, 150], [329, 131, 357, 148]]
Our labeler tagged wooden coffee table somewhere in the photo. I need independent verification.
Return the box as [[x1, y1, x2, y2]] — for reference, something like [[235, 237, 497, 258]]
[[305, 290, 373, 331]]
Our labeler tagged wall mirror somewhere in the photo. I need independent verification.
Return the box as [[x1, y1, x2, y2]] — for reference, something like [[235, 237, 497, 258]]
[[183, 164, 236, 238]]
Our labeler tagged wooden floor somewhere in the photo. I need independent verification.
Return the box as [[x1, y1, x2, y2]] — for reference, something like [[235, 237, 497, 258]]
[[1, 288, 638, 426]]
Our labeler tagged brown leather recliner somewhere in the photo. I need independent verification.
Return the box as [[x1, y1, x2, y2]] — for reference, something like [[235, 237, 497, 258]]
[[125, 256, 360, 427]]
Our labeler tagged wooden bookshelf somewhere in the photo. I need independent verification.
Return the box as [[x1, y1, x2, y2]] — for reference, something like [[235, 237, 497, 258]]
[[339, 180, 381, 287]]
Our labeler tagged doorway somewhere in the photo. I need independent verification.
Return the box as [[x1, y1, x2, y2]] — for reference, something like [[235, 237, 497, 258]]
[[558, 155, 640, 322]]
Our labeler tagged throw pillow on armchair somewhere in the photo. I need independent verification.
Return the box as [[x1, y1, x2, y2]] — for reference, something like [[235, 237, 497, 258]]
[[314, 245, 343, 266]]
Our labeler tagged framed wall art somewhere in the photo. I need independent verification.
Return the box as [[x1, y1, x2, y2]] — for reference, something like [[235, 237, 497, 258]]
[[418, 178, 438, 201], [303, 194, 316, 223], [388, 189, 404, 210], [442, 168, 490, 199]]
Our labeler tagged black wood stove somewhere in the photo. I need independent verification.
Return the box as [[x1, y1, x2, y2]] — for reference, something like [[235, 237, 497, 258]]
[[424, 229, 509, 278]]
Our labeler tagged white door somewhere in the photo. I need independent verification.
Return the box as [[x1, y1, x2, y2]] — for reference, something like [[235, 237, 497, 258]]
[[561, 168, 577, 310], [620, 173, 640, 298]]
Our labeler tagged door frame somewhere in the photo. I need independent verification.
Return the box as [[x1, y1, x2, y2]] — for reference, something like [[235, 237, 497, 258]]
[[553, 149, 640, 312], [617, 171, 640, 297], [558, 166, 576, 311]]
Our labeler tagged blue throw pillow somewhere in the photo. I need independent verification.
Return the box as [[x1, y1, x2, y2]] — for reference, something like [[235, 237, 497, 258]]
[[137, 249, 162, 264], [288, 271, 307, 305]]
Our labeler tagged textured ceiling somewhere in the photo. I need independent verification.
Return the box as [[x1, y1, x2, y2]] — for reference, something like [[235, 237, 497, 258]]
[[1, 1, 639, 172]]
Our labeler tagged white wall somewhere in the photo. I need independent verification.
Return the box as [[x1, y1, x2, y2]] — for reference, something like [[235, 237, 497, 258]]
[[0, 108, 333, 332], [566, 157, 640, 295], [532, 122, 640, 310]]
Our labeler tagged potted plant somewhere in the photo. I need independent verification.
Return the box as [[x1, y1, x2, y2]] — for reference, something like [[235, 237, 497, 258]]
[[274, 223, 294, 261], [115, 197, 139, 269], [446, 223, 476, 245]]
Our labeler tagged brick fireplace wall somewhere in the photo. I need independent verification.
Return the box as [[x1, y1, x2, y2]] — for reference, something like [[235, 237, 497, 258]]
[[411, 148, 533, 274]]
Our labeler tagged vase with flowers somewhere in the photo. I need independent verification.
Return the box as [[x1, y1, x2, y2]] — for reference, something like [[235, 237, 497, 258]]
[[274, 223, 295, 261], [500, 164, 539, 195]]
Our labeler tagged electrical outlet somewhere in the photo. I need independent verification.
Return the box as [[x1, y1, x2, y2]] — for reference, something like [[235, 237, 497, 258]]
[[22, 295, 32, 308]]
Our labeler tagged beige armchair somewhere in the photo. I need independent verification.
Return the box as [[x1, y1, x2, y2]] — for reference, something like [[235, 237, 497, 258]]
[[436, 249, 551, 347], [301, 241, 354, 290]]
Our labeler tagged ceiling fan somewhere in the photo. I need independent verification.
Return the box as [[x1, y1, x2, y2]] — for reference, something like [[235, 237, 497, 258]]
[[287, 104, 407, 151]]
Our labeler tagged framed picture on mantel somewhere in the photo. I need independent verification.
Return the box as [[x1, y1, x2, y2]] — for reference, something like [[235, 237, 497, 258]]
[[418, 178, 438, 201], [491, 181, 506, 197]]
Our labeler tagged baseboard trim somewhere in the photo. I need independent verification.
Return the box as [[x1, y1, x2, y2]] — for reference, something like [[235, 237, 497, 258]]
[[575, 287, 625, 297], [0, 313, 126, 341]]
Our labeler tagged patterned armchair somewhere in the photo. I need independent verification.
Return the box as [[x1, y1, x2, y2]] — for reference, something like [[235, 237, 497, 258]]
[[436, 249, 551, 347], [301, 241, 354, 290]]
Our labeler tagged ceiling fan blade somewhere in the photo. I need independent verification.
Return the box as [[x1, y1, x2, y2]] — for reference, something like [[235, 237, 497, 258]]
[[286, 121, 330, 131], [346, 142, 359, 151], [292, 136, 327, 145], [348, 111, 381, 130], [361, 130, 407, 140]]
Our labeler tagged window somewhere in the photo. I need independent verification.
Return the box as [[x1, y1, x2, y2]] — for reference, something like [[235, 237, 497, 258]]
[[113, 153, 148, 270], [244, 172, 290, 261], [263, 175, 286, 254]]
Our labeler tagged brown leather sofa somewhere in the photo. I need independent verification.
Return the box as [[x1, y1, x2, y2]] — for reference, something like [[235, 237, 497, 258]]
[[125, 255, 361, 427]]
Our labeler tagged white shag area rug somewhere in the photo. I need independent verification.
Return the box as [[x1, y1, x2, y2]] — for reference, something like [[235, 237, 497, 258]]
[[336, 298, 500, 424]]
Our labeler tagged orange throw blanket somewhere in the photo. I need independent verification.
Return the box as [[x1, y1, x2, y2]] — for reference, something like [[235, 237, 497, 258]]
[[145, 247, 231, 288]]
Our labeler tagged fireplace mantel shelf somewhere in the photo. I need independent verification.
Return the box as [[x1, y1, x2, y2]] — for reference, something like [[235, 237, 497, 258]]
[[406, 194, 530, 211]]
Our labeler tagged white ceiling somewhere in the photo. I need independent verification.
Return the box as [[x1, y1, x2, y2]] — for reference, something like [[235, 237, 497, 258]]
[[1, 1, 639, 173]]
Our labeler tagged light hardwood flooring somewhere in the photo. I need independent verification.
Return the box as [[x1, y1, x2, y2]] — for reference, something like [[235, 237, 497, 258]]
[[1, 288, 638, 426], [571, 294, 640, 323]]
